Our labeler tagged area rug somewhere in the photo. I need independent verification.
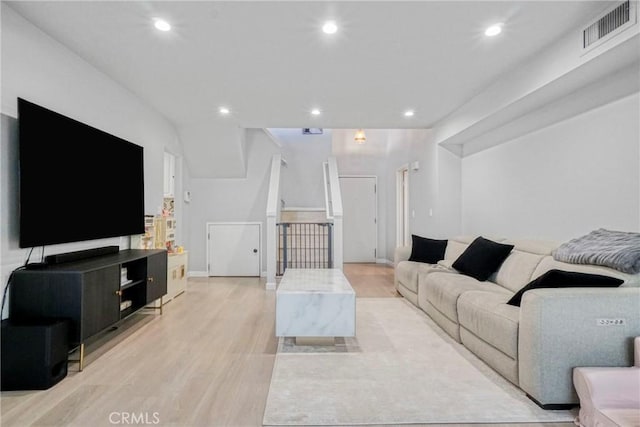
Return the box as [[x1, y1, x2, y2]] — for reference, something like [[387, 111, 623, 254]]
[[263, 297, 577, 425]]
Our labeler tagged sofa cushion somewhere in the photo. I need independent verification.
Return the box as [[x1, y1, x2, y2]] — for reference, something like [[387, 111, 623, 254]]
[[494, 250, 546, 293], [408, 234, 447, 264], [396, 261, 421, 293], [458, 290, 519, 359], [460, 327, 519, 385], [396, 261, 444, 293], [444, 240, 469, 262], [419, 271, 507, 324], [507, 239, 559, 256], [532, 256, 640, 287], [452, 237, 515, 281], [437, 259, 455, 270], [394, 245, 412, 265], [507, 269, 623, 307]]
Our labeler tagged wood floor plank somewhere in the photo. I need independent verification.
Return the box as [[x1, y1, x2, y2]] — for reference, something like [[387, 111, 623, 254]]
[[1, 265, 573, 427], [344, 262, 400, 298]]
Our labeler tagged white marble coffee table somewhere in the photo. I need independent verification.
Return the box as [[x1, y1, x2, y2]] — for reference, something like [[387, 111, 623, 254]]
[[276, 268, 356, 341]]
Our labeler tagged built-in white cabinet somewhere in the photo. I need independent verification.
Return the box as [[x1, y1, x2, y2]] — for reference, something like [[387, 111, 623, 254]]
[[167, 252, 188, 300], [148, 251, 187, 308]]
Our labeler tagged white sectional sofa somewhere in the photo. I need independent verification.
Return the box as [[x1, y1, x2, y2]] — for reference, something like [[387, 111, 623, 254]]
[[394, 235, 640, 408]]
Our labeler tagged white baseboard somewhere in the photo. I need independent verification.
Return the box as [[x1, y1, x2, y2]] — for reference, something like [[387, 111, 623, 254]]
[[261, 270, 267, 278], [188, 271, 208, 277], [376, 258, 394, 266]]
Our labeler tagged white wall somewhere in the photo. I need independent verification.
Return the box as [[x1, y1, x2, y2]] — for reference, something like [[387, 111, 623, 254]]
[[461, 93, 640, 241], [401, 130, 462, 242], [271, 128, 332, 208], [383, 129, 412, 260], [435, 146, 462, 238], [188, 129, 280, 273], [179, 121, 247, 179], [0, 5, 184, 317], [433, 10, 639, 148]]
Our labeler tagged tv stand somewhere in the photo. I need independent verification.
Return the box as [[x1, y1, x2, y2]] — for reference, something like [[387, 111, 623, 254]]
[[10, 249, 167, 371]]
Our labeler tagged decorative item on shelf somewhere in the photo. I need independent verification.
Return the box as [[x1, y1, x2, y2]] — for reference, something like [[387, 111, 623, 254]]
[[163, 197, 175, 217], [154, 215, 176, 253], [130, 215, 156, 249], [354, 129, 366, 144], [120, 267, 132, 286]]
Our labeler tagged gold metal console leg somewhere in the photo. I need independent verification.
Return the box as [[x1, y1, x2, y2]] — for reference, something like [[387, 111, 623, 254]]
[[70, 343, 85, 372], [79, 343, 85, 371], [144, 297, 164, 314]]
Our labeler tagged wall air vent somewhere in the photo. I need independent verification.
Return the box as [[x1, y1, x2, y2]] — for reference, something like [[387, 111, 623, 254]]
[[583, 0, 636, 50], [302, 128, 323, 135]]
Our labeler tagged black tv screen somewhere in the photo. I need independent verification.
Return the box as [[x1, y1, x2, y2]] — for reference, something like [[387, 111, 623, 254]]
[[18, 98, 145, 248]]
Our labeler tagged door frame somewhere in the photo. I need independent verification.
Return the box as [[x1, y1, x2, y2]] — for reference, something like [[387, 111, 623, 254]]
[[396, 165, 410, 248], [205, 221, 262, 276], [338, 175, 378, 262]]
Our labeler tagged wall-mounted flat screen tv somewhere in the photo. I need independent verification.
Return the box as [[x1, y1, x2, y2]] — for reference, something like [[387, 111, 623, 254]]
[[18, 98, 145, 248]]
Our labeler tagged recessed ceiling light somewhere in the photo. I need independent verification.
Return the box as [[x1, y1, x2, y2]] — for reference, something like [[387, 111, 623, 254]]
[[153, 18, 172, 32], [311, 108, 321, 116], [404, 110, 415, 117], [219, 107, 230, 115], [322, 21, 338, 34], [484, 23, 503, 37]]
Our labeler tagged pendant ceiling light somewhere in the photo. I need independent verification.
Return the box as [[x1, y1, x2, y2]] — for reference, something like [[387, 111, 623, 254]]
[[354, 129, 366, 144]]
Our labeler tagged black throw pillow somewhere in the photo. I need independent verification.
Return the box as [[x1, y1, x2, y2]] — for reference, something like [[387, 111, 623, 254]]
[[408, 234, 447, 264], [507, 269, 624, 307], [452, 237, 514, 281]]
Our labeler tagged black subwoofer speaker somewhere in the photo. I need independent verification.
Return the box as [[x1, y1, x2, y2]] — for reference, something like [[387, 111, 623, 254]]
[[1, 318, 70, 390]]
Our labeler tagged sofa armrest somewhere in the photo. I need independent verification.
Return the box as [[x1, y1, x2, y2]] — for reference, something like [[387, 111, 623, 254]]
[[394, 246, 411, 266], [518, 287, 640, 406]]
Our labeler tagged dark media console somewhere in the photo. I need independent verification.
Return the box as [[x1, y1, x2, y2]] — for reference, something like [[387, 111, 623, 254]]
[[10, 249, 167, 371]]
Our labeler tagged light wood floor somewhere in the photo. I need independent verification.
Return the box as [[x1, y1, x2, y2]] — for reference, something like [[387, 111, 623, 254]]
[[1, 263, 573, 427]]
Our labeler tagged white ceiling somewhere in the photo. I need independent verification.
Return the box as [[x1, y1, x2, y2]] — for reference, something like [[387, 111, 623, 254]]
[[7, 1, 610, 130]]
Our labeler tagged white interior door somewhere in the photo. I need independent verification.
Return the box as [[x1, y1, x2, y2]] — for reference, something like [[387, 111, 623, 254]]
[[208, 223, 260, 276], [339, 176, 377, 263]]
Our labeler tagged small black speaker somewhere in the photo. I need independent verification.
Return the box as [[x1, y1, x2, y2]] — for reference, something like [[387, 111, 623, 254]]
[[1, 318, 70, 391]]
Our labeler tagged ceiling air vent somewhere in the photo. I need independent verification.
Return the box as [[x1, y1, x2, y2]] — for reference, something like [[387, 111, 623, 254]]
[[302, 128, 323, 135], [583, 1, 636, 50]]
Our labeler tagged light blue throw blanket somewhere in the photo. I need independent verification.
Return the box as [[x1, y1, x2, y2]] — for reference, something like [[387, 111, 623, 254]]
[[552, 228, 640, 274]]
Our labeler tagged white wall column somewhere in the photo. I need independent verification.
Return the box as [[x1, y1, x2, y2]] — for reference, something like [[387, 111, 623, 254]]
[[327, 157, 343, 270], [266, 154, 282, 289]]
